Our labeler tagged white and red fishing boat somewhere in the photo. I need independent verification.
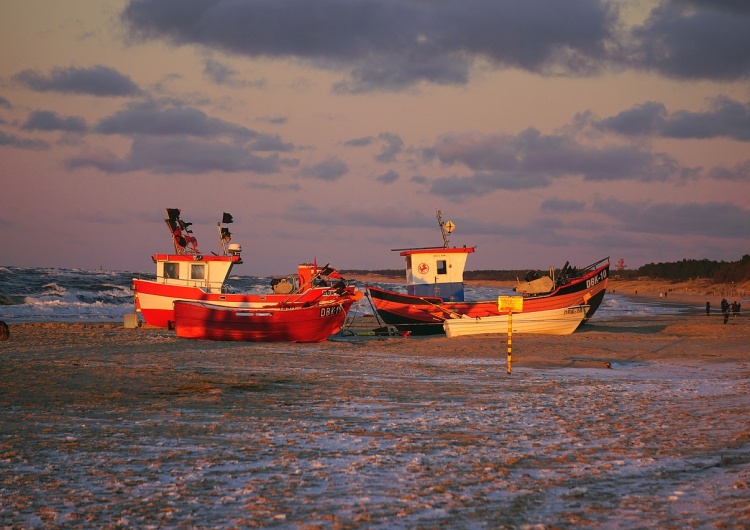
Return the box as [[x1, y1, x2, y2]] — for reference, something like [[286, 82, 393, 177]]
[[367, 211, 609, 335], [173, 298, 355, 342], [133, 209, 362, 328], [443, 305, 589, 338]]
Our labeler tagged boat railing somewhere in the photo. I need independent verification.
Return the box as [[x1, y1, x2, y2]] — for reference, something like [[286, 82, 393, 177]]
[[581, 256, 610, 272], [554, 256, 610, 286], [158, 276, 226, 292]]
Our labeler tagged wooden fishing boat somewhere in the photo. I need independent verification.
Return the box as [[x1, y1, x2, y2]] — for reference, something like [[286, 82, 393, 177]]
[[132, 209, 362, 328], [443, 305, 588, 338], [367, 211, 608, 335], [173, 299, 355, 342]]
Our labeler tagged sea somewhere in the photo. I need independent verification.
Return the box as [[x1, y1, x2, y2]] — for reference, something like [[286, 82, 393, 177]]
[[0, 266, 698, 325]]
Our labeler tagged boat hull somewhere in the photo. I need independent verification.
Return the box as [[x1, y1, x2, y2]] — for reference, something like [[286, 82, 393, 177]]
[[173, 300, 354, 342], [443, 305, 588, 338], [134, 279, 360, 328], [368, 261, 609, 335]]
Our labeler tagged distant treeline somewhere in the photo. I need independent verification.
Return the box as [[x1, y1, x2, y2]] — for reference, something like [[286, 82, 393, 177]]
[[623, 255, 750, 283], [343, 255, 750, 283]]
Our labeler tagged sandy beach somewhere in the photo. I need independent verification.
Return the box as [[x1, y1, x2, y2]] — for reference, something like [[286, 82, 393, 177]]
[[1, 297, 749, 528]]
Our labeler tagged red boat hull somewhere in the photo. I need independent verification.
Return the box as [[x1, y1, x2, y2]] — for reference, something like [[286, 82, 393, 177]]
[[134, 280, 360, 328], [173, 300, 354, 342], [368, 260, 609, 335]]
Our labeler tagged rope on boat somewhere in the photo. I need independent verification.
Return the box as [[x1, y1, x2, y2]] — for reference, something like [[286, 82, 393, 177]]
[[415, 297, 464, 319], [338, 283, 388, 336]]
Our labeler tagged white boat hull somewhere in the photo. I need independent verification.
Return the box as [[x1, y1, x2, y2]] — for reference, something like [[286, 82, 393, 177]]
[[443, 305, 588, 338]]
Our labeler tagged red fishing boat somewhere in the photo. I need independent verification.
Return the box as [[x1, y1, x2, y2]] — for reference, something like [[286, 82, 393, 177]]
[[173, 299, 354, 342], [132, 209, 362, 328], [367, 211, 609, 335]]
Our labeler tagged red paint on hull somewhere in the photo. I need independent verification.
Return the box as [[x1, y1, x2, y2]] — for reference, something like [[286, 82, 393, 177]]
[[173, 300, 353, 342]]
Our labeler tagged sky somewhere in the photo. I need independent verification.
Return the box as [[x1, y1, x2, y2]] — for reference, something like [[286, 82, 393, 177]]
[[1, 0, 749, 275]]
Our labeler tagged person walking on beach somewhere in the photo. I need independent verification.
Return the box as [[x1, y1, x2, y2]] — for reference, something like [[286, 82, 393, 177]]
[[706, 301, 710, 316], [721, 298, 730, 324]]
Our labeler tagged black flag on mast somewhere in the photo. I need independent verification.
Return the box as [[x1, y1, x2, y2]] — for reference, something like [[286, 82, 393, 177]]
[[222, 212, 233, 224]]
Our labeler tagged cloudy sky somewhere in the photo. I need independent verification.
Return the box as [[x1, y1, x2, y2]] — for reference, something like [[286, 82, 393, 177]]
[[1, 0, 749, 275]]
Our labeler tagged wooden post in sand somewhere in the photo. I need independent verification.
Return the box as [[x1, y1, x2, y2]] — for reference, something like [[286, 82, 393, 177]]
[[498, 297, 523, 375]]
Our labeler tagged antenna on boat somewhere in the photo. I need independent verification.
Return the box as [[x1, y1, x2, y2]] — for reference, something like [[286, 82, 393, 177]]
[[217, 212, 233, 255], [217, 212, 242, 261], [437, 210, 455, 248]]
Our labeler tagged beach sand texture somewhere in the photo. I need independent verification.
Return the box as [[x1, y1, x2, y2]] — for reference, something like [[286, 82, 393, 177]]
[[1, 313, 749, 527]]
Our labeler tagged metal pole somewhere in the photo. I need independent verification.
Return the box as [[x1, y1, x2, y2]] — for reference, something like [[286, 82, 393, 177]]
[[507, 311, 512, 375]]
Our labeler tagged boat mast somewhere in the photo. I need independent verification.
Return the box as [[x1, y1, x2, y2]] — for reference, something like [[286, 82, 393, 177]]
[[437, 210, 455, 248], [217, 212, 234, 256]]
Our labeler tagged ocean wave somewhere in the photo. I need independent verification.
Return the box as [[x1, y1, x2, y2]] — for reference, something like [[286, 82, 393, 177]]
[[0, 295, 26, 306]]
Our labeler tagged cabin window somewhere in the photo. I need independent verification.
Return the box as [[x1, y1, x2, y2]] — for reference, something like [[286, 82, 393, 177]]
[[437, 260, 447, 275], [191, 264, 205, 280], [164, 263, 179, 279]]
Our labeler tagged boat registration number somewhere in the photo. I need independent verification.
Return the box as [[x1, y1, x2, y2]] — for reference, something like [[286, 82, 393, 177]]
[[586, 269, 608, 289], [320, 305, 343, 317]]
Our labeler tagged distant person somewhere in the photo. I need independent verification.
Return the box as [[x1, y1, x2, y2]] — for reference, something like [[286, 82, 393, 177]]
[[731, 301, 740, 317], [706, 301, 710, 316], [721, 298, 730, 324]]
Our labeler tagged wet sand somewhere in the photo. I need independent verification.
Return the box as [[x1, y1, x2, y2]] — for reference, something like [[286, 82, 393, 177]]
[[1, 314, 749, 527]]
